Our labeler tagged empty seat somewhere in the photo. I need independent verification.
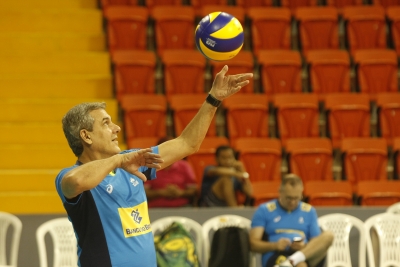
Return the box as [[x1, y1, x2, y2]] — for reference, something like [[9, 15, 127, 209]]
[[273, 93, 320, 146], [286, 138, 333, 181], [101, 0, 138, 8], [281, 0, 318, 14], [103, 6, 149, 53], [343, 6, 386, 55], [357, 180, 400, 206], [251, 180, 281, 206], [146, 0, 181, 9], [326, 0, 362, 14], [354, 49, 398, 99], [223, 94, 269, 144], [186, 136, 230, 189], [161, 49, 206, 99], [169, 93, 217, 137], [295, 7, 339, 53], [376, 93, 400, 146], [199, 5, 244, 25], [236, 0, 273, 8], [304, 180, 353, 206], [324, 93, 371, 148], [151, 6, 195, 55], [257, 50, 302, 95], [247, 8, 291, 55], [120, 94, 167, 141], [234, 137, 282, 182], [111, 50, 156, 101], [387, 6, 400, 57], [306, 50, 351, 99], [341, 137, 388, 191], [372, 0, 400, 8], [209, 51, 254, 94]]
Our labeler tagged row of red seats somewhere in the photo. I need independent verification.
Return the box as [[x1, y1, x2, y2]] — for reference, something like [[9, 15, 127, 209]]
[[112, 49, 398, 100], [102, 5, 400, 55]]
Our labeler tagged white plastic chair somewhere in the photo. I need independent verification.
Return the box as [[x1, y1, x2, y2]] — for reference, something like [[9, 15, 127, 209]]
[[318, 213, 366, 267], [36, 217, 77, 267], [387, 202, 400, 214], [364, 213, 400, 267], [0, 211, 22, 267], [201, 214, 256, 267]]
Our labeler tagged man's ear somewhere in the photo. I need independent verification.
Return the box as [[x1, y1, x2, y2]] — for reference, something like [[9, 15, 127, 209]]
[[80, 129, 92, 144]]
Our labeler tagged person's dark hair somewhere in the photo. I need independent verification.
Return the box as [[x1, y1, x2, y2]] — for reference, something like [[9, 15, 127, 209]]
[[156, 136, 173, 146], [62, 102, 106, 157], [215, 145, 234, 157], [280, 173, 303, 190]]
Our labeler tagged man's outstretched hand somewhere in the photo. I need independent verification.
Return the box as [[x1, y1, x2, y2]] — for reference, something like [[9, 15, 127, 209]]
[[120, 148, 163, 181]]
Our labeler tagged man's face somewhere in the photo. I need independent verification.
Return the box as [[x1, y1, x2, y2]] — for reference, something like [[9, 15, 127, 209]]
[[86, 109, 121, 158], [216, 148, 236, 168], [279, 184, 303, 211]]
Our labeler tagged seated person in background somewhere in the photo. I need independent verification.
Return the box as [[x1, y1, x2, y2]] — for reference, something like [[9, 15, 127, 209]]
[[249, 174, 334, 267], [200, 145, 253, 207], [145, 136, 198, 208]]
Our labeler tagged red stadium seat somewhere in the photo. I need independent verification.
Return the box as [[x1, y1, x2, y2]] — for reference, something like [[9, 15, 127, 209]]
[[324, 93, 370, 148], [223, 94, 269, 145], [257, 50, 302, 95], [304, 180, 353, 206], [372, 0, 400, 8], [286, 138, 333, 181], [209, 51, 254, 94], [354, 49, 398, 99], [295, 7, 339, 53], [376, 93, 400, 147], [145, 0, 181, 9], [341, 137, 388, 191], [236, 0, 273, 8], [273, 93, 320, 146], [120, 94, 167, 141], [357, 180, 400, 206], [247, 8, 291, 55], [234, 138, 282, 182], [111, 50, 156, 101], [169, 94, 217, 137], [101, 0, 138, 8], [251, 180, 281, 206], [281, 0, 318, 14], [199, 5, 243, 24], [305, 50, 351, 99], [326, 0, 362, 14], [103, 6, 149, 53], [161, 49, 206, 100], [343, 6, 386, 55]]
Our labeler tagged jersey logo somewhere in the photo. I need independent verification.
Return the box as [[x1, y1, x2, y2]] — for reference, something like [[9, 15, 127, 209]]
[[118, 202, 151, 238], [266, 202, 276, 212], [274, 216, 281, 223], [298, 217, 304, 224], [130, 177, 139, 187], [301, 203, 311, 212], [106, 184, 113, 194]]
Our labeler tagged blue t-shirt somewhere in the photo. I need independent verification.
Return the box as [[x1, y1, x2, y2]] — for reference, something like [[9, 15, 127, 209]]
[[55, 148, 158, 267], [251, 199, 321, 267]]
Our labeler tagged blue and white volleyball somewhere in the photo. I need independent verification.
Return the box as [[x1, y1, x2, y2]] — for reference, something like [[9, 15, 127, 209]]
[[195, 12, 244, 61]]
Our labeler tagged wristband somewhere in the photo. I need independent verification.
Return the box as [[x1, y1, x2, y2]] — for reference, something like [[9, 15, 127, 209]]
[[206, 94, 222, 107]]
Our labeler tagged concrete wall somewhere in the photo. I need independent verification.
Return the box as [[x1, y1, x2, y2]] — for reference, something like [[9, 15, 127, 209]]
[[12, 206, 387, 267]]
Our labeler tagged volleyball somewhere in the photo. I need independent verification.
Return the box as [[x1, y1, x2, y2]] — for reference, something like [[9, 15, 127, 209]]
[[195, 12, 244, 61]]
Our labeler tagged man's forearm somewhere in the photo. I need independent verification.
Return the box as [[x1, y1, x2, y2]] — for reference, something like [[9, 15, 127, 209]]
[[250, 239, 279, 253]]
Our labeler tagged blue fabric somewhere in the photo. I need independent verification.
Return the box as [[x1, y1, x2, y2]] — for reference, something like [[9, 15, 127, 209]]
[[251, 199, 321, 267]]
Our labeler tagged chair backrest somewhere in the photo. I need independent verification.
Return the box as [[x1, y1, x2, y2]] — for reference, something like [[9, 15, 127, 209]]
[[247, 7, 291, 55], [295, 7, 339, 53], [223, 94, 269, 144], [343, 6, 386, 55], [236, 0, 273, 8], [151, 216, 203, 264], [305, 181, 353, 206], [200, 5, 245, 25], [387, 202, 400, 214], [364, 213, 400, 267], [251, 180, 281, 206], [306, 50, 350, 97], [0, 211, 22, 266], [325, 93, 370, 148], [36, 217, 77, 267], [376, 93, 400, 147], [357, 180, 400, 206], [257, 50, 302, 95], [318, 213, 365, 267], [202, 214, 256, 267], [273, 93, 319, 145]]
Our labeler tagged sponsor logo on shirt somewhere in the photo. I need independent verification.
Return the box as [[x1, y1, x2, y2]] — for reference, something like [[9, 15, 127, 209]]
[[106, 184, 113, 194], [274, 216, 281, 223], [118, 202, 151, 238], [299, 217, 304, 224], [130, 177, 139, 187]]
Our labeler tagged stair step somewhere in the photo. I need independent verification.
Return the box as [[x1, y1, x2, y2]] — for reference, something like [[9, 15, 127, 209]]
[[0, 9, 103, 33], [0, 98, 118, 122], [0, 32, 106, 52], [0, 0, 98, 9], [0, 74, 113, 98], [0, 52, 110, 74]]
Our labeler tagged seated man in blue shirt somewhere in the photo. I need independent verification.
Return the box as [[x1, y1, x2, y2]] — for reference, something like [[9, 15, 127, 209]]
[[250, 174, 334, 267]]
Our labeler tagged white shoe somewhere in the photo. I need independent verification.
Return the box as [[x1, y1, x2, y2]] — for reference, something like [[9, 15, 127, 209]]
[[273, 259, 294, 267]]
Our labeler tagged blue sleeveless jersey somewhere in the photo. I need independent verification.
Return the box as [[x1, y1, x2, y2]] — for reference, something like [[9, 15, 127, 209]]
[[251, 199, 321, 267], [55, 148, 158, 267]]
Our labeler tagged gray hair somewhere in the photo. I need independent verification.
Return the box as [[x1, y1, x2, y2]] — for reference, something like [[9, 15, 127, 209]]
[[62, 102, 106, 157]]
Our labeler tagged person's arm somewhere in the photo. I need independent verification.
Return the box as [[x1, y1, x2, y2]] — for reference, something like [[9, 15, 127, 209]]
[[157, 66, 253, 170], [250, 227, 291, 253], [61, 149, 162, 198]]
